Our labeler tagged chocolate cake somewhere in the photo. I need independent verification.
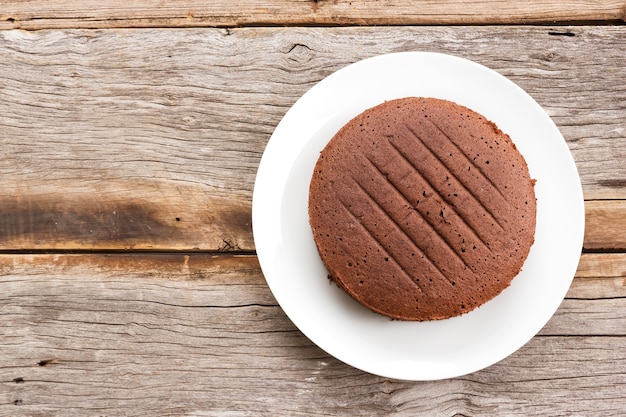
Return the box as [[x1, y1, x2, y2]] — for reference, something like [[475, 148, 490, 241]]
[[308, 97, 536, 321]]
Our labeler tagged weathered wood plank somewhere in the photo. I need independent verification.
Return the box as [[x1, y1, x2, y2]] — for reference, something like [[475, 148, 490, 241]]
[[1, 27, 624, 250], [0, 0, 624, 30], [0, 253, 624, 416], [0, 252, 620, 300], [1, 336, 624, 416], [576, 252, 626, 278], [584, 200, 626, 251], [570, 253, 626, 300]]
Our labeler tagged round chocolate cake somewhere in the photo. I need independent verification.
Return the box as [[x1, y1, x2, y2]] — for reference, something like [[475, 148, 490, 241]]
[[308, 97, 536, 321]]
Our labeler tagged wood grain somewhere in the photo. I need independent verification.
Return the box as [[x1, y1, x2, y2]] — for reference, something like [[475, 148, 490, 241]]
[[1, 26, 624, 251], [1, 0, 625, 30], [0, 253, 624, 416], [0, 2, 623, 414], [584, 200, 626, 251]]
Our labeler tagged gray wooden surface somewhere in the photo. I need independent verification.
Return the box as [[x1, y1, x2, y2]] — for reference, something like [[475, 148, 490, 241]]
[[1, 23, 625, 417], [2, 0, 625, 28], [1, 27, 624, 251], [1, 253, 624, 415]]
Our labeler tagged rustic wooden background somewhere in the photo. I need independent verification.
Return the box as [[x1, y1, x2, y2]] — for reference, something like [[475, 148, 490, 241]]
[[1, 2, 625, 416]]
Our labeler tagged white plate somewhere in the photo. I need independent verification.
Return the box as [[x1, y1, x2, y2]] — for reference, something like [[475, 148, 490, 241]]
[[252, 52, 584, 380]]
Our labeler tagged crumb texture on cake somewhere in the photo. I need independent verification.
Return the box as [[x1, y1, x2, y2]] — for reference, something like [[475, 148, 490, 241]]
[[308, 97, 537, 321]]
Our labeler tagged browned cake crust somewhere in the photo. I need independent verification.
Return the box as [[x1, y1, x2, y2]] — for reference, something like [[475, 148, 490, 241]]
[[308, 97, 536, 321]]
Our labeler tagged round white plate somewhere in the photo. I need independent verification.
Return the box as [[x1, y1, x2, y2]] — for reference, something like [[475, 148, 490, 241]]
[[252, 52, 584, 380]]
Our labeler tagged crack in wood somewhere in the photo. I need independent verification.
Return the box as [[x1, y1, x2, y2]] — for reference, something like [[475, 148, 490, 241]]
[[548, 30, 576, 36]]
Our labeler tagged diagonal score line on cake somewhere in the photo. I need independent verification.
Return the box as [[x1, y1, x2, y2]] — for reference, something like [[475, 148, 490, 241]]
[[401, 124, 505, 231], [338, 192, 427, 294], [385, 136, 494, 253], [347, 176, 455, 289], [426, 119, 511, 204], [338, 196, 426, 295], [402, 123, 504, 231], [362, 154, 474, 273]]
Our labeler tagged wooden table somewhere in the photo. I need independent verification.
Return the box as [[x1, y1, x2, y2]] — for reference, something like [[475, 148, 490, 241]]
[[1, 1, 625, 415]]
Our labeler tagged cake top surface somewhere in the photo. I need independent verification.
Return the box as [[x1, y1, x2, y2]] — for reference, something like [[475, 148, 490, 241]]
[[308, 97, 537, 321]]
